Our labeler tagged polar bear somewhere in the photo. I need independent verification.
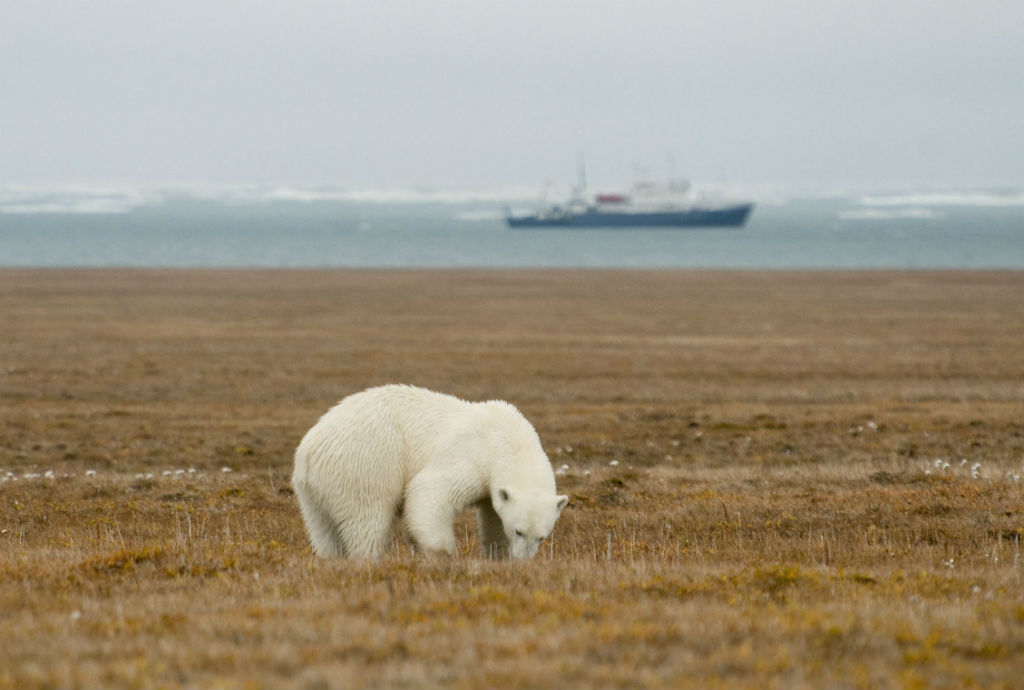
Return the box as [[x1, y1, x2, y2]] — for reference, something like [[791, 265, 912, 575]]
[[291, 384, 568, 560]]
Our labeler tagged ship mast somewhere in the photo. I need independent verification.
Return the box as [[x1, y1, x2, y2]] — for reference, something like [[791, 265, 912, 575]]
[[572, 154, 587, 205]]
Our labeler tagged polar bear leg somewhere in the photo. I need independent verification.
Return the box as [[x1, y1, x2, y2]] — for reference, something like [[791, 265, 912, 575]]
[[476, 499, 510, 559], [403, 470, 458, 556], [336, 499, 396, 559], [293, 482, 344, 556], [295, 481, 396, 559]]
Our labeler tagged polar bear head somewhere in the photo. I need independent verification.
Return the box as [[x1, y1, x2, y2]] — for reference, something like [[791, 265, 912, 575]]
[[493, 488, 569, 559]]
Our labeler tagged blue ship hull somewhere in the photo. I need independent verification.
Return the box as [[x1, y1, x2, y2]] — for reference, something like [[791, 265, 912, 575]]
[[506, 203, 753, 228]]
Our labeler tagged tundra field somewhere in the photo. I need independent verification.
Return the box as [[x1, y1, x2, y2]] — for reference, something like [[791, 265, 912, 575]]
[[2, 269, 1023, 689]]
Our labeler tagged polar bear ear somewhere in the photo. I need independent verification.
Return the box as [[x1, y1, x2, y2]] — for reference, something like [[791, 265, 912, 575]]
[[555, 495, 568, 512], [498, 488, 511, 503]]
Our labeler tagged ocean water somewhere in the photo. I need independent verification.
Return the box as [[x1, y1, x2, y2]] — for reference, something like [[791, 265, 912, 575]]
[[1, 186, 1022, 269]]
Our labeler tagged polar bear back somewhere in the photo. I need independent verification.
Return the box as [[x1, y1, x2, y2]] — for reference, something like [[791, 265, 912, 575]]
[[292, 384, 552, 496], [295, 385, 449, 486]]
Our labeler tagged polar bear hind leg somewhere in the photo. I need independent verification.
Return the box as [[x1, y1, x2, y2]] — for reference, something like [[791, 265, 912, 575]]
[[293, 482, 344, 556], [336, 497, 398, 559], [294, 481, 397, 559]]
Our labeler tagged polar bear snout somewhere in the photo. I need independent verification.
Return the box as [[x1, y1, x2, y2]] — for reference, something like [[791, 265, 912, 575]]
[[494, 487, 569, 559], [510, 537, 543, 559]]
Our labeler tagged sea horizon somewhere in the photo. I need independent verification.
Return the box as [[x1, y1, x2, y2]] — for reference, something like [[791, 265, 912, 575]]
[[2, 182, 1023, 270]]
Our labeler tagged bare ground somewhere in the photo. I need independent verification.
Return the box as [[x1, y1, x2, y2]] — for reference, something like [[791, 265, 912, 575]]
[[2, 269, 1023, 688]]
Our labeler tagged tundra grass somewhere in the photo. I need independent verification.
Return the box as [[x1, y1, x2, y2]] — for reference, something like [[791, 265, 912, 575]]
[[2, 269, 1023, 689]]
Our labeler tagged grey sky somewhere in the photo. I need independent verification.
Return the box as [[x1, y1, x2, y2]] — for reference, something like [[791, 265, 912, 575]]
[[2, 0, 1022, 192]]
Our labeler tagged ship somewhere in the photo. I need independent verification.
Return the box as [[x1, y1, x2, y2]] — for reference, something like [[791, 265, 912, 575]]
[[505, 177, 753, 229]]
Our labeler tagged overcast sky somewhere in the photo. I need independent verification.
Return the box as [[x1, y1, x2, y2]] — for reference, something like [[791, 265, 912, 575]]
[[2, 1, 1022, 192]]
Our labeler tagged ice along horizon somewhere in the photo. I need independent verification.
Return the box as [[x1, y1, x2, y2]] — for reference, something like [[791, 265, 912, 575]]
[[1, 184, 1023, 269]]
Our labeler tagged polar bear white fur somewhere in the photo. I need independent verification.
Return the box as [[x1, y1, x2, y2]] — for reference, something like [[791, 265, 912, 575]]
[[292, 384, 568, 560]]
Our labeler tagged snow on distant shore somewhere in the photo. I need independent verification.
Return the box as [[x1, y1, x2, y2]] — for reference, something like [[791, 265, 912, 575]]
[[3, 183, 1024, 215], [860, 191, 1024, 207]]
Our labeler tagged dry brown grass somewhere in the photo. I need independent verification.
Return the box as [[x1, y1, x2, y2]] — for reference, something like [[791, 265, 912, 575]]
[[2, 269, 1023, 689]]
